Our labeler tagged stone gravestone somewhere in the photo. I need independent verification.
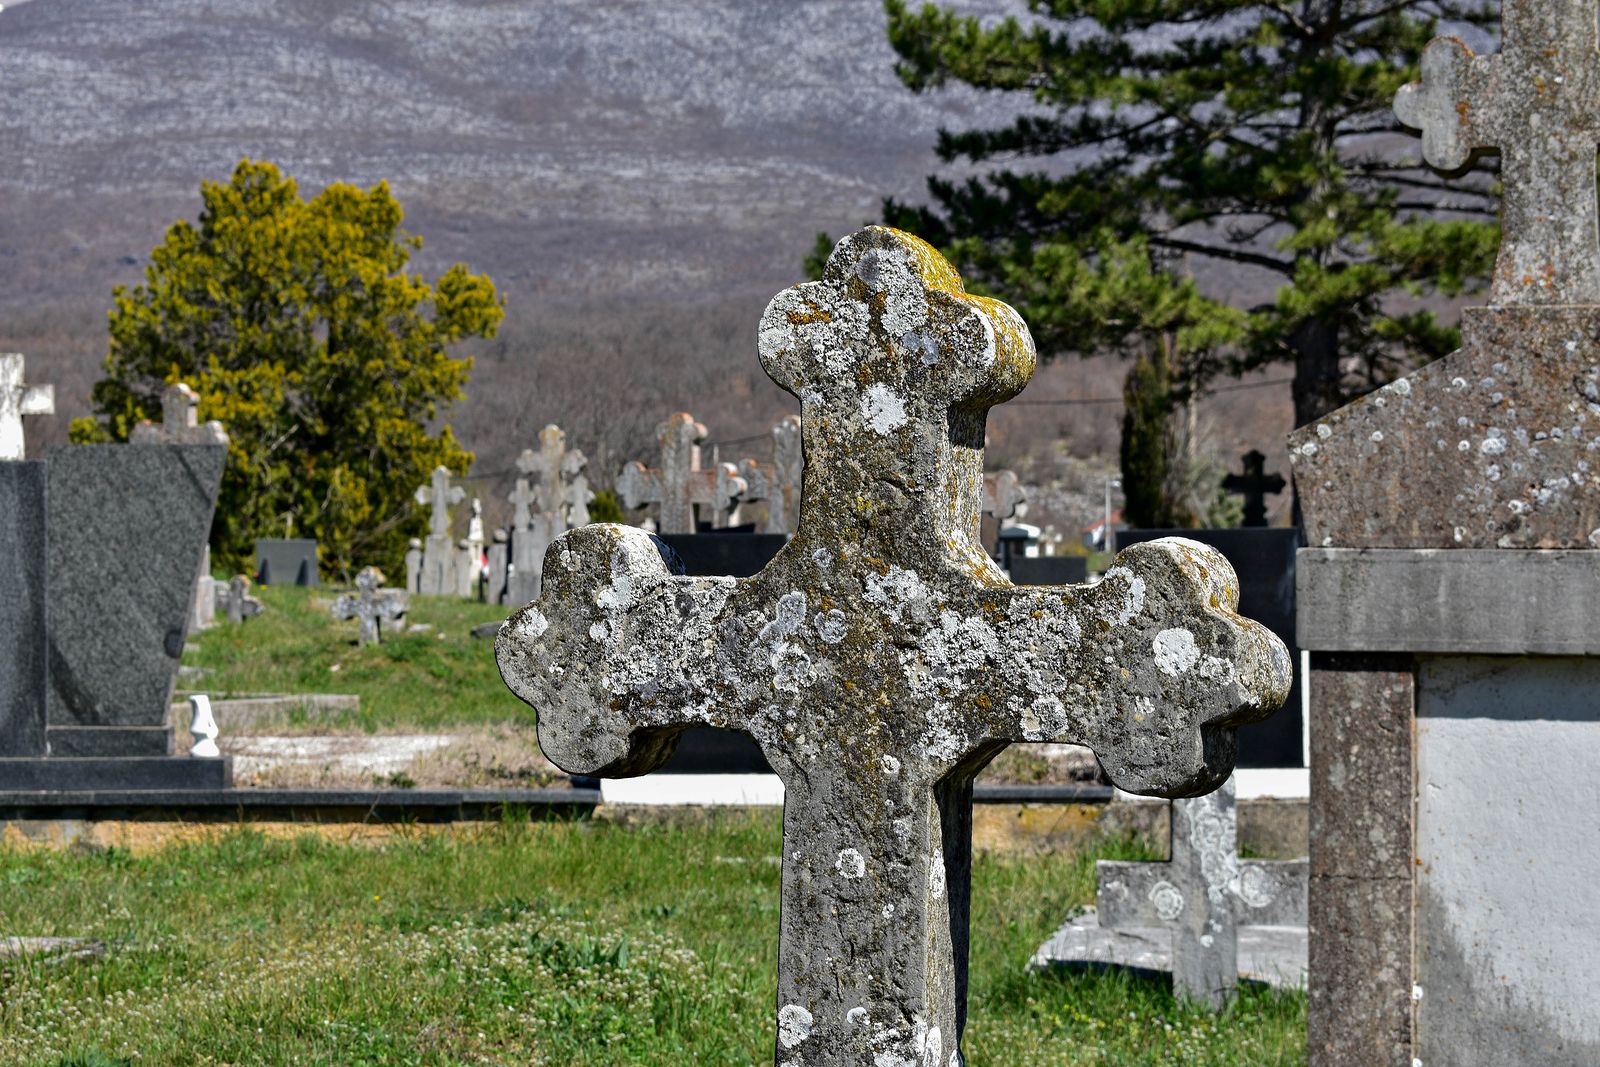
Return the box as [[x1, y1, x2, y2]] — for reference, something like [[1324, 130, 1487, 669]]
[[1290, 10, 1600, 1063], [1221, 450, 1285, 528], [413, 465, 464, 596], [0, 460, 48, 757], [981, 469, 1025, 524], [255, 539, 319, 587], [331, 567, 408, 646], [736, 414, 804, 534], [404, 538, 422, 594], [486, 529, 509, 605], [215, 575, 262, 625], [617, 412, 746, 534], [0, 353, 54, 462], [1034, 775, 1307, 1002], [128, 382, 228, 446], [507, 425, 591, 605], [498, 227, 1291, 1064]]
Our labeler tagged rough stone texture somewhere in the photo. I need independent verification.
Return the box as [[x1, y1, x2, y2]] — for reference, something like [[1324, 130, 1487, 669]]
[[414, 466, 465, 596], [1299, 548, 1600, 654], [1394, 1, 1600, 307], [331, 567, 408, 646], [736, 414, 804, 534], [499, 227, 1291, 1065], [1414, 656, 1600, 1066], [127, 382, 228, 446], [0, 460, 48, 757], [45, 726, 172, 758], [508, 426, 592, 605], [1032, 910, 1306, 991], [1306, 653, 1415, 1067], [980, 469, 1024, 523], [1221, 450, 1284, 528], [1095, 776, 1307, 1009], [45, 444, 224, 749], [617, 412, 746, 534], [0, 353, 53, 462], [1290, 308, 1600, 548]]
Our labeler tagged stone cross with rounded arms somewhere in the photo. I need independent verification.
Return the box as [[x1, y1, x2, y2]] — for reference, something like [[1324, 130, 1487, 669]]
[[129, 382, 229, 446], [1395, 0, 1600, 305], [617, 412, 747, 533], [498, 228, 1290, 1065], [414, 466, 464, 539]]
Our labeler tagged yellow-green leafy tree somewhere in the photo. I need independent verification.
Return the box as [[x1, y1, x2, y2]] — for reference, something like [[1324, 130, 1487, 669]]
[[73, 159, 503, 579]]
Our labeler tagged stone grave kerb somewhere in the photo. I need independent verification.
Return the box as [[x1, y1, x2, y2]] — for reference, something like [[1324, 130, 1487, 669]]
[[1395, 0, 1600, 305], [498, 227, 1293, 1065], [0, 353, 55, 461], [129, 382, 229, 446], [618, 412, 747, 533]]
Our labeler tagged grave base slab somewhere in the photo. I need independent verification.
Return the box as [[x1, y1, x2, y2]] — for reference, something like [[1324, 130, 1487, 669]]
[[1031, 909, 1306, 990], [0, 757, 231, 791]]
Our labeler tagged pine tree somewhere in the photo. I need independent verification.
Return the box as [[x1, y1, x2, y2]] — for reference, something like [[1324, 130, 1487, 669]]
[[880, 0, 1501, 427], [73, 159, 504, 578]]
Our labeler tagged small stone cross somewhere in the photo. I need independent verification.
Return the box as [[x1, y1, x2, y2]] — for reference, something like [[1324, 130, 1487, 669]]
[[981, 469, 1025, 523], [1221, 450, 1285, 527], [1096, 776, 1308, 1009], [414, 466, 465, 539], [0, 353, 55, 461], [214, 575, 263, 625], [331, 566, 408, 646], [498, 227, 1291, 1065], [518, 424, 590, 526], [1395, 0, 1600, 304], [617, 412, 747, 534], [129, 382, 229, 446], [737, 415, 804, 534]]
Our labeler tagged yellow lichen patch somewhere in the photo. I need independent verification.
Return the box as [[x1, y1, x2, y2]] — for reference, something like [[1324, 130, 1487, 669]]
[[974, 693, 992, 710], [872, 226, 966, 295], [786, 300, 833, 326]]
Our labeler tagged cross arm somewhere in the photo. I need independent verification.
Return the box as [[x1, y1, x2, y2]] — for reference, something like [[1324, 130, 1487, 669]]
[[1394, 35, 1498, 172], [1098, 858, 1308, 927], [21, 384, 54, 415], [615, 462, 661, 510], [497, 524, 750, 777]]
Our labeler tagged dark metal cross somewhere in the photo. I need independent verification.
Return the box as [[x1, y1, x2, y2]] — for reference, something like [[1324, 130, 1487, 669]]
[[1396, 0, 1600, 304], [498, 228, 1290, 1066], [1221, 450, 1285, 527]]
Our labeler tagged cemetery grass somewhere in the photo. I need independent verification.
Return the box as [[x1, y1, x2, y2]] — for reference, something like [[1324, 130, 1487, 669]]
[[0, 814, 1305, 1066], [183, 584, 528, 731]]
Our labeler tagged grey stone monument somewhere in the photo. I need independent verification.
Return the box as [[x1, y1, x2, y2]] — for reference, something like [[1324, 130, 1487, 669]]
[[498, 227, 1291, 1065], [486, 529, 509, 605], [331, 567, 407, 646], [255, 538, 319, 586], [616, 412, 746, 534], [1094, 776, 1307, 1008], [413, 465, 464, 596], [736, 414, 804, 534], [404, 538, 422, 594], [980, 469, 1025, 524], [507, 425, 591, 605], [0, 353, 54, 462], [0, 460, 48, 757], [1291, 8, 1600, 1062]]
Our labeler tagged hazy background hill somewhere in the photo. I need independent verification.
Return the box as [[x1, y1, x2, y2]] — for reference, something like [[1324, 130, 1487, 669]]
[[0, 0, 1295, 533]]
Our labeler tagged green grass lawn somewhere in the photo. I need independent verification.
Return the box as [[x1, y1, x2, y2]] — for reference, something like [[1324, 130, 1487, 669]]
[[185, 584, 525, 731], [0, 814, 1304, 1066]]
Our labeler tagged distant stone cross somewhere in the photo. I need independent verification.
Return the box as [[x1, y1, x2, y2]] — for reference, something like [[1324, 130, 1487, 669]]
[[331, 566, 408, 646], [498, 228, 1291, 1065], [415, 466, 465, 539], [981, 469, 1025, 523], [737, 415, 804, 534], [1395, 0, 1600, 304], [0, 353, 54, 461], [518, 425, 591, 526], [617, 412, 747, 534], [215, 575, 263, 625], [129, 382, 229, 445], [1221, 450, 1285, 527], [1096, 776, 1308, 1010]]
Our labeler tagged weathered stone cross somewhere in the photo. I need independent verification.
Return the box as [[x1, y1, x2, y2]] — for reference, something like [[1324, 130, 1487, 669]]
[[737, 414, 804, 534], [129, 382, 229, 446], [0, 353, 55, 461], [498, 227, 1290, 1065], [617, 412, 747, 533], [1395, 0, 1600, 304], [980, 469, 1025, 523], [1096, 775, 1307, 1010], [414, 466, 465, 540], [521, 424, 590, 525], [331, 566, 408, 646], [1220, 449, 1285, 528], [214, 574, 263, 626]]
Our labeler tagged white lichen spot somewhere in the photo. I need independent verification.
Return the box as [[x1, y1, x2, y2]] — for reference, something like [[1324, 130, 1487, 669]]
[[1316, 423, 1332, 439], [892, 818, 911, 840], [1480, 429, 1507, 455], [812, 547, 833, 570], [777, 1004, 814, 1049], [1098, 566, 1147, 627], [1389, 377, 1412, 397], [930, 852, 946, 899], [922, 1027, 943, 1066], [815, 609, 849, 644], [1458, 440, 1471, 452], [1370, 430, 1384, 443], [881, 754, 901, 776], [861, 383, 909, 435], [848, 1006, 871, 1028], [1152, 628, 1201, 677], [1149, 881, 1185, 921], [516, 609, 550, 641], [836, 848, 867, 879], [864, 565, 931, 623], [588, 621, 609, 641], [1589, 528, 1600, 548], [1298, 441, 1318, 457]]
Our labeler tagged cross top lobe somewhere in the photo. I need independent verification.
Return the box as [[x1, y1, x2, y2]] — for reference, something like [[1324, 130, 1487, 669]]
[[1395, 0, 1600, 304], [498, 228, 1290, 1064]]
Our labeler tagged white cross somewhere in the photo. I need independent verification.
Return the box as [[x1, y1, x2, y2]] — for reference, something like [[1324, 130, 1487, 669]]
[[0, 353, 55, 461]]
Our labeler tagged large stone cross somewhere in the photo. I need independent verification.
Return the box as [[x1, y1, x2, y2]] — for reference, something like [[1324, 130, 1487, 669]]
[[0, 353, 55, 461], [1096, 775, 1307, 1010], [497, 227, 1290, 1065], [737, 414, 804, 534], [129, 382, 229, 446], [617, 412, 747, 533], [331, 566, 408, 646], [520, 424, 590, 525], [414, 466, 465, 539], [1395, 0, 1600, 304], [1220, 449, 1285, 528]]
